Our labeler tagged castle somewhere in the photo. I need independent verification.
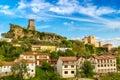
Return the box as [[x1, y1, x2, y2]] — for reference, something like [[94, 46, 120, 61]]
[[27, 19, 36, 31], [82, 35, 102, 47]]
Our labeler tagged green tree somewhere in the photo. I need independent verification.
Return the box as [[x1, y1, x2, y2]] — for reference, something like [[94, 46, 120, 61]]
[[81, 60, 94, 78], [72, 40, 86, 56], [11, 60, 29, 80], [41, 62, 53, 71]]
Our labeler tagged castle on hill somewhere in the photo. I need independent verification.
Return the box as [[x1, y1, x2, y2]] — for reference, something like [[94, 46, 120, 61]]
[[27, 19, 36, 31]]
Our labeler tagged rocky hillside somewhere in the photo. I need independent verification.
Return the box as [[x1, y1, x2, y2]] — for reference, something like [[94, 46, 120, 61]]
[[3, 24, 66, 41]]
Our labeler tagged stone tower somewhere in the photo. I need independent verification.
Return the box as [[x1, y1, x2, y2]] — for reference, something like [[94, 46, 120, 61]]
[[28, 19, 36, 31]]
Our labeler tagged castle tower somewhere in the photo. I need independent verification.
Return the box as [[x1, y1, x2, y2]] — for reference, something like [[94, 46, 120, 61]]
[[28, 19, 36, 31]]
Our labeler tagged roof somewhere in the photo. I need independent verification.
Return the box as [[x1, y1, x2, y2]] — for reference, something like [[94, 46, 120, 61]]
[[14, 59, 35, 63], [21, 52, 49, 56], [94, 54, 115, 59], [59, 57, 77, 61], [3, 62, 15, 66], [21, 52, 34, 55], [103, 44, 112, 46]]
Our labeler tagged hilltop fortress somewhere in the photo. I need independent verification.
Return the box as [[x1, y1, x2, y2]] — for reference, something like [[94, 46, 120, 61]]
[[4, 19, 66, 41], [28, 19, 36, 31], [82, 36, 102, 47], [82, 35, 113, 51]]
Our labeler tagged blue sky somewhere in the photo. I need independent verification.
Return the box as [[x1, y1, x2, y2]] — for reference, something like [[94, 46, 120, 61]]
[[0, 0, 120, 47]]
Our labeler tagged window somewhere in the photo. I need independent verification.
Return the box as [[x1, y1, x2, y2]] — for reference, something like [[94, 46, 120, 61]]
[[104, 64, 106, 67], [64, 65, 68, 68], [71, 71, 74, 74], [71, 65, 74, 68], [31, 70, 34, 72], [98, 64, 100, 67], [101, 64, 103, 67], [64, 71, 68, 74]]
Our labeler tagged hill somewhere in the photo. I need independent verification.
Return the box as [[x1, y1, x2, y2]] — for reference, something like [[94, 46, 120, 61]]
[[2, 20, 66, 42]]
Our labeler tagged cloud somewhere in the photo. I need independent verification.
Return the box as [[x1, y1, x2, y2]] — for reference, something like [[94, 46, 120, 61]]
[[0, 5, 14, 15]]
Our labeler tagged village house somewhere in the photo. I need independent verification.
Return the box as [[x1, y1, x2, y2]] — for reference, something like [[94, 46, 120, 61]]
[[0, 38, 12, 42], [56, 47, 72, 52], [0, 62, 14, 77], [12, 43, 21, 47], [0, 59, 35, 78], [57, 57, 77, 78], [20, 52, 50, 66], [31, 45, 56, 52], [103, 44, 113, 51], [77, 56, 95, 71]]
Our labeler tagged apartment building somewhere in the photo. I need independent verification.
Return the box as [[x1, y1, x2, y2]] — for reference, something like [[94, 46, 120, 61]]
[[77, 54, 117, 73], [57, 57, 77, 78], [94, 54, 117, 73]]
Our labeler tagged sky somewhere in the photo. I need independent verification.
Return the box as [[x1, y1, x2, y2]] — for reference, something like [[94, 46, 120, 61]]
[[0, 0, 120, 47]]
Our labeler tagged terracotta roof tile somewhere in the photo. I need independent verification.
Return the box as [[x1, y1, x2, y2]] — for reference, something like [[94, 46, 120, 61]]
[[60, 57, 77, 61], [95, 55, 115, 59]]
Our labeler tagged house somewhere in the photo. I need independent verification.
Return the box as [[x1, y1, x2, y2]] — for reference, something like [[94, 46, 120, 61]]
[[14, 59, 36, 78], [20, 52, 35, 61], [35, 53, 50, 66], [94, 54, 117, 73], [0, 59, 36, 78], [56, 48, 72, 52], [31, 45, 56, 52], [0, 62, 14, 77], [77, 56, 95, 71], [57, 57, 77, 78], [20, 52, 50, 66], [12, 43, 21, 47], [103, 44, 113, 51], [0, 38, 12, 42]]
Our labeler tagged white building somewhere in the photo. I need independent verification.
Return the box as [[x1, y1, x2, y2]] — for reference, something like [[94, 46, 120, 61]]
[[0, 62, 14, 77], [56, 48, 72, 52], [94, 54, 117, 73], [20, 52, 50, 66], [77, 54, 117, 73], [0, 59, 36, 78], [0, 38, 12, 42], [57, 57, 77, 78]]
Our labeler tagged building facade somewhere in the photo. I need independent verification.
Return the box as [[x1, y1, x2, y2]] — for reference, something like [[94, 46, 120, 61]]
[[94, 54, 117, 73], [103, 44, 113, 51], [20, 52, 50, 66], [57, 57, 77, 78], [77, 54, 117, 73], [82, 36, 102, 47], [0, 60, 35, 78], [31, 45, 56, 52]]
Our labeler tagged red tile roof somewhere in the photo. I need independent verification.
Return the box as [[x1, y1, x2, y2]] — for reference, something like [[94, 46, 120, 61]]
[[14, 59, 35, 63], [3, 62, 15, 66], [95, 55, 115, 59], [21, 52, 49, 56], [60, 57, 77, 61]]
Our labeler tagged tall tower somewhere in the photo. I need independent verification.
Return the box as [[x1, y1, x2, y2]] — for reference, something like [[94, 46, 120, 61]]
[[28, 19, 36, 31]]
